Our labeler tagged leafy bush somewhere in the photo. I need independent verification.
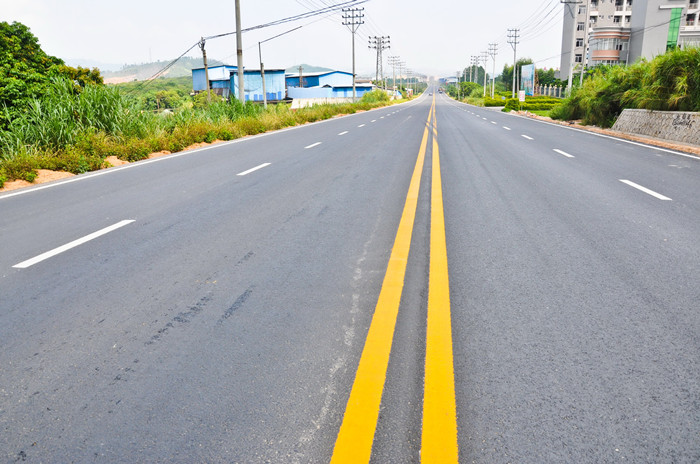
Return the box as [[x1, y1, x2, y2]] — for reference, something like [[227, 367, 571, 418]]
[[550, 48, 700, 127], [360, 89, 390, 103], [504, 97, 562, 112]]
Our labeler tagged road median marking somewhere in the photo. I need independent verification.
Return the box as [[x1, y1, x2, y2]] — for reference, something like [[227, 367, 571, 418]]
[[330, 98, 434, 464], [13, 220, 135, 269], [237, 163, 271, 176], [620, 179, 672, 200], [421, 103, 459, 464]]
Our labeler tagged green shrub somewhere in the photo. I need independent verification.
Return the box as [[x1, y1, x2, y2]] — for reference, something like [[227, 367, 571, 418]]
[[360, 89, 390, 103]]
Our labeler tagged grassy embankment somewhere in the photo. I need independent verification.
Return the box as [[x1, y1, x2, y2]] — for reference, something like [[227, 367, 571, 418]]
[[0, 85, 394, 188]]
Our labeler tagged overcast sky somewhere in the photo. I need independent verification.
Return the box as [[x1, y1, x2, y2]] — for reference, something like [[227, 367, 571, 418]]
[[3, 0, 565, 77]]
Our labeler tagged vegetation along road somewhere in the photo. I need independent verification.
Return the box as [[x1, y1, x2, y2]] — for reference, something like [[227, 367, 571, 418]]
[[1, 89, 698, 462]]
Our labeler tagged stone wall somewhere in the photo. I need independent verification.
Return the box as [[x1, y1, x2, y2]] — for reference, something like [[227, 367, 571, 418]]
[[612, 109, 699, 146]]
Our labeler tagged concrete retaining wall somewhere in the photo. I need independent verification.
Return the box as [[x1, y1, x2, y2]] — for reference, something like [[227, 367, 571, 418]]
[[612, 109, 699, 145]]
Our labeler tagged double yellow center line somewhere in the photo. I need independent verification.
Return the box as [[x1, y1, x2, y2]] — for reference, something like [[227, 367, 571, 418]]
[[331, 96, 458, 463]]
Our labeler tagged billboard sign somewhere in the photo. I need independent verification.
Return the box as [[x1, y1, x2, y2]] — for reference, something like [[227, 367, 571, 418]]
[[521, 64, 535, 96]]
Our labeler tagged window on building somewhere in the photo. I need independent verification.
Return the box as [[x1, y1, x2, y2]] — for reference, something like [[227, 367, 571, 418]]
[[687, 14, 696, 26], [590, 16, 598, 24], [614, 16, 622, 23], [577, 22, 585, 31], [625, 15, 631, 23], [591, 0, 598, 7], [575, 54, 583, 63], [627, 0, 633, 6], [579, 6, 586, 14], [576, 39, 584, 47]]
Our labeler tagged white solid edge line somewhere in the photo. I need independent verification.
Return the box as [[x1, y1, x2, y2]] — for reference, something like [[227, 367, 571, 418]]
[[619, 179, 672, 201], [522, 135, 534, 140], [506, 112, 700, 161], [305, 142, 322, 149], [0, 98, 425, 201], [553, 149, 575, 158], [237, 163, 271, 176], [13, 220, 135, 269]]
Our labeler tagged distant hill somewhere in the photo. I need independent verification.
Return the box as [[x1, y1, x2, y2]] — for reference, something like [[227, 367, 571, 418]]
[[285, 64, 334, 75], [102, 57, 224, 84]]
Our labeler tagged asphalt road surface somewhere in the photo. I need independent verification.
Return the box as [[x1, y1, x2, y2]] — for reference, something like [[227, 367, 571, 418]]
[[1, 90, 698, 463]]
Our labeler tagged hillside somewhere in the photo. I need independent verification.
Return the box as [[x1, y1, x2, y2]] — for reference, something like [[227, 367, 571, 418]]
[[103, 56, 223, 84]]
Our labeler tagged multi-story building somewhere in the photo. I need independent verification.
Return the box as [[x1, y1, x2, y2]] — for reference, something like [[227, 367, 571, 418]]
[[560, 0, 700, 81]]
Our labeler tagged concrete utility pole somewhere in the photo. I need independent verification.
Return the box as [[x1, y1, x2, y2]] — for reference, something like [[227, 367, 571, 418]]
[[342, 7, 364, 102], [368, 36, 390, 89], [388, 55, 399, 97], [561, 0, 583, 96], [507, 28, 520, 98], [258, 41, 267, 108], [235, 0, 244, 102], [298, 65, 304, 88], [199, 38, 211, 103], [488, 43, 497, 99], [579, 0, 590, 86], [481, 51, 489, 97]]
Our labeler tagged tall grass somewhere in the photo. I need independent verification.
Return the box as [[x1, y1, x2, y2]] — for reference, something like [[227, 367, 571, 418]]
[[0, 79, 396, 187], [551, 47, 700, 127]]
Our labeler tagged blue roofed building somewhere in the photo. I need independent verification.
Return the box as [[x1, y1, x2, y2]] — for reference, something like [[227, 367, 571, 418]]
[[286, 70, 374, 102], [230, 69, 287, 102]]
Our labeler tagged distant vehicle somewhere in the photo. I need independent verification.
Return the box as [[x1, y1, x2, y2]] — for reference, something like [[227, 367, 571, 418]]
[[429, 92, 433, 95], [438, 89, 443, 94]]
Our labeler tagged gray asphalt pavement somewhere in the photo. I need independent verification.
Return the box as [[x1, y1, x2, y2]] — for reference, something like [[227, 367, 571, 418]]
[[1, 90, 698, 463]]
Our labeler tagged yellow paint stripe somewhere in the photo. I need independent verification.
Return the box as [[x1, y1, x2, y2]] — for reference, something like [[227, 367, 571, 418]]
[[330, 101, 434, 463], [421, 105, 459, 463]]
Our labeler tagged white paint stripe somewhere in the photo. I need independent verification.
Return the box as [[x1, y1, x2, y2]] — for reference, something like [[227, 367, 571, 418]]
[[13, 220, 135, 269], [237, 163, 271, 176], [491, 121, 497, 125], [358, 124, 366, 128], [338, 131, 349, 136], [305, 142, 322, 149], [619, 180, 672, 200], [522, 135, 534, 140], [508, 112, 700, 161], [503, 126, 511, 131], [553, 149, 575, 158], [371, 120, 377, 123], [482, 118, 488, 120]]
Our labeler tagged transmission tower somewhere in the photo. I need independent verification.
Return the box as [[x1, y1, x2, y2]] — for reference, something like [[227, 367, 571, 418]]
[[507, 28, 520, 98], [368, 36, 390, 89], [342, 7, 365, 101]]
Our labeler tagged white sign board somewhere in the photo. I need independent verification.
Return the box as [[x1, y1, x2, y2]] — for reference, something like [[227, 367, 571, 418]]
[[518, 90, 526, 102]]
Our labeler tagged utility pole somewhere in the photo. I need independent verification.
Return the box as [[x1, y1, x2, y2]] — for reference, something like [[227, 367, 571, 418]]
[[298, 65, 304, 88], [488, 43, 497, 99], [199, 37, 211, 103], [258, 41, 267, 108], [507, 28, 520, 98], [561, 0, 583, 96], [388, 55, 399, 97], [580, 0, 590, 86], [342, 7, 364, 102], [481, 51, 489, 97], [368, 36, 390, 90], [235, 0, 244, 103]]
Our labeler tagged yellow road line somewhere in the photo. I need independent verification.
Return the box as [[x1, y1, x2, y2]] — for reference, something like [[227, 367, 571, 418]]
[[421, 102, 459, 463], [330, 101, 434, 464]]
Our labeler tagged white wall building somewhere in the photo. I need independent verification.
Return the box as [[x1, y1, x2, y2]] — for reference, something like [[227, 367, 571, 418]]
[[560, 0, 700, 80]]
